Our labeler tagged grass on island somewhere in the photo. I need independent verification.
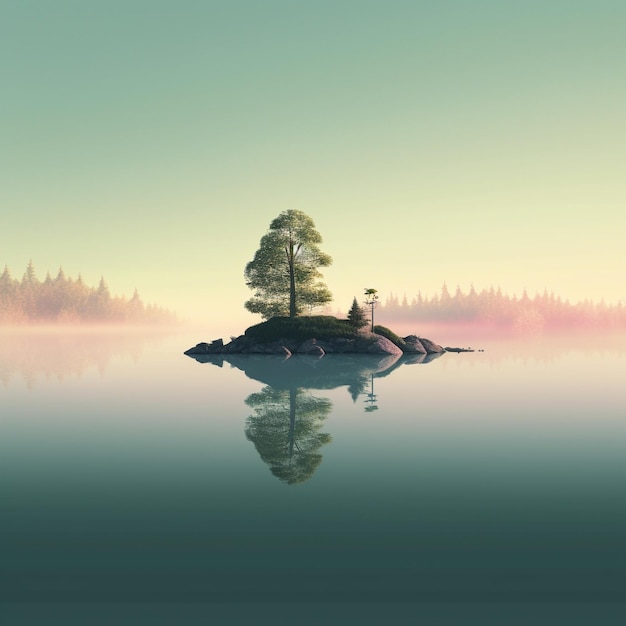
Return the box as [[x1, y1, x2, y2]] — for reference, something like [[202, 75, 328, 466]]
[[244, 316, 409, 350], [372, 325, 407, 350], [245, 316, 364, 343]]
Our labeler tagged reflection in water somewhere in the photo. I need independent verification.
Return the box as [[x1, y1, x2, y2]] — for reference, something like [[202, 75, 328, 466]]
[[0, 327, 175, 387], [2, 333, 624, 609], [363, 373, 378, 412], [188, 352, 444, 484], [189, 352, 411, 392], [245, 387, 332, 485]]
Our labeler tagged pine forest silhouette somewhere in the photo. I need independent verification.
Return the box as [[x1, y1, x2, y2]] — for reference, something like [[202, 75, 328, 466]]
[[0, 261, 176, 324], [374, 284, 626, 333]]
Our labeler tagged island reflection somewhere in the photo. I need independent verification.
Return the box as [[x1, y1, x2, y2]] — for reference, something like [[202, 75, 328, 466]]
[[188, 351, 442, 390], [190, 352, 443, 484]]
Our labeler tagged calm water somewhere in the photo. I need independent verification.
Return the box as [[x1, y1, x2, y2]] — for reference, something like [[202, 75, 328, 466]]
[[1, 328, 625, 624]]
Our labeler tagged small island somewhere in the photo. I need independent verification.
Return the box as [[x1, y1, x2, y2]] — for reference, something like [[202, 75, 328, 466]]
[[185, 315, 447, 357], [185, 210, 475, 360]]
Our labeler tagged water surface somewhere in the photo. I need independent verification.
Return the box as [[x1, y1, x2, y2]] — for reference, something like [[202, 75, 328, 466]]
[[1, 328, 625, 621]]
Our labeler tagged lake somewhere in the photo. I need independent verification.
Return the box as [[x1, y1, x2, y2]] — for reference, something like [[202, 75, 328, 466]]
[[1, 327, 625, 624]]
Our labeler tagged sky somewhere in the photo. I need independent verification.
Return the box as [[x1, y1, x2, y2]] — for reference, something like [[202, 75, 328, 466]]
[[2, 0, 625, 334]]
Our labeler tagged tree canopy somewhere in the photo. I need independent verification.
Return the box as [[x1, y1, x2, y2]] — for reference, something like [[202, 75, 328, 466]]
[[244, 210, 332, 319]]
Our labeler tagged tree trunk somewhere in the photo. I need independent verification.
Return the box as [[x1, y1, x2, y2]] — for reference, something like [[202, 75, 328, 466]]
[[288, 244, 296, 317]]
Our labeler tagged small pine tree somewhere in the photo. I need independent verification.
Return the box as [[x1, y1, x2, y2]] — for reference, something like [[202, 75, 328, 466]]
[[347, 296, 368, 329]]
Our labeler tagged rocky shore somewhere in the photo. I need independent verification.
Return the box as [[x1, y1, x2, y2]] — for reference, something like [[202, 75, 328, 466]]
[[185, 332, 446, 358]]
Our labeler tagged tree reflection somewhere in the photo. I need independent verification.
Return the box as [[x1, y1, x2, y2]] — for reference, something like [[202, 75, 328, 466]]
[[363, 373, 378, 412], [187, 352, 446, 483], [245, 386, 332, 485]]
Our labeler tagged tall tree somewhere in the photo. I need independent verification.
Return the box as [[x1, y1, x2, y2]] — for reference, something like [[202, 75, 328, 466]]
[[20, 260, 39, 319], [364, 288, 379, 331], [21, 260, 38, 287], [244, 210, 332, 319]]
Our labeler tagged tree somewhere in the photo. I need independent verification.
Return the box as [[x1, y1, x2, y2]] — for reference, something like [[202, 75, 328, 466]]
[[347, 296, 368, 329], [0, 266, 18, 321], [244, 210, 333, 319], [20, 260, 39, 319], [364, 288, 379, 331], [21, 260, 38, 287]]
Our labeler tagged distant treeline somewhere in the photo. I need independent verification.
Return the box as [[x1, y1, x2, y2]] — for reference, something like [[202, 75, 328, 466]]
[[375, 284, 626, 333], [0, 262, 176, 324]]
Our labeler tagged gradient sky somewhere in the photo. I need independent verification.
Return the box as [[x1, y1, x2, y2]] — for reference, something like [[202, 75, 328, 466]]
[[2, 0, 625, 333]]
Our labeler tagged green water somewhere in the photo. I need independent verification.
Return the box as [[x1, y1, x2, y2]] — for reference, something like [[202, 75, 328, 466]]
[[1, 330, 625, 623]]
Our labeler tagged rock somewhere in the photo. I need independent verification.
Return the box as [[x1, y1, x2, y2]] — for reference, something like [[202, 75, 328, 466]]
[[184, 340, 224, 355], [309, 345, 325, 357], [296, 339, 326, 356], [222, 334, 254, 353], [402, 335, 427, 354], [246, 339, 294, 354], [184, 342, 210, 355], [365, 334, 403, 355], [185, 331, 433, 357], [417, 337, 445, 354]]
